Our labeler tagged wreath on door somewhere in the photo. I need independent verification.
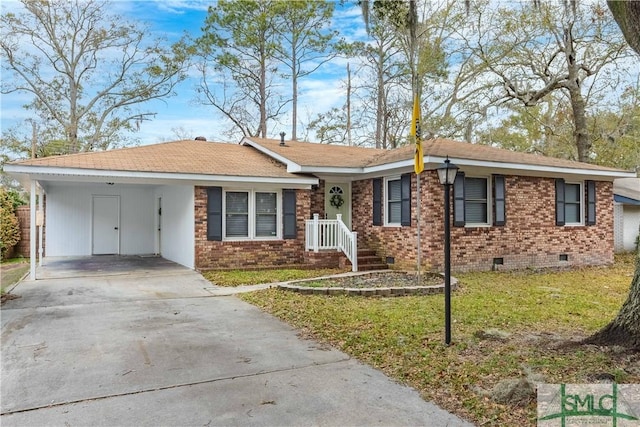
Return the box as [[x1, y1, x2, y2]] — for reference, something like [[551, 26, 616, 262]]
[[330, 194, 344, 208], [329, 186, 345, 208]]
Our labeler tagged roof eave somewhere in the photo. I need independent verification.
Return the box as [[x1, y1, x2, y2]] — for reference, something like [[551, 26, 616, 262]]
[[3, 164, 318, 187], [362, 156, 635, 179]]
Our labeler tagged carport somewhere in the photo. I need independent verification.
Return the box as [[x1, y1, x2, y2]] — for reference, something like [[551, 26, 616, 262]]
[[4, 139, 319, 280], [4, 168, 197, 280]]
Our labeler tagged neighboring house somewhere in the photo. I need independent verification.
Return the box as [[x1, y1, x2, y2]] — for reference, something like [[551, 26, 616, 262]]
[[6, 136, 636, 279], [613, 178, 640, 253]]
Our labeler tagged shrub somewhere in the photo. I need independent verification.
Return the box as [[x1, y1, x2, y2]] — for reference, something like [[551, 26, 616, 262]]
[[0, 188, 21, 260]]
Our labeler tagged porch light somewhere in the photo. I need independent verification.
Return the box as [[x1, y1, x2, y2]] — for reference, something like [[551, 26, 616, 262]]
[[436, 157, 458, 346], [436, 157, 458, 186]]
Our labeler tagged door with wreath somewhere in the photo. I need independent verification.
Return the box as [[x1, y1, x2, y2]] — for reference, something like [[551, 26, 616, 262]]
[[324, 183, 351, 228]]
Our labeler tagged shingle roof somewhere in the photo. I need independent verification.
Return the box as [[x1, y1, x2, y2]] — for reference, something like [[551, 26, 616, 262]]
[[244, 137, 384, 168], [11, 137, 630, 180], [369, 138, 626, 172], [246, 137, 627, 173], [11, 140, 294, 179]]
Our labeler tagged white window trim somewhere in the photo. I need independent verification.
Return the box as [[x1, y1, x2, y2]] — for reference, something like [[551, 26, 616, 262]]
[[564, 181, 584, 226], [384, 175, 402, 227], [222, 189, 282, 241], [465, 176, 492, 227]]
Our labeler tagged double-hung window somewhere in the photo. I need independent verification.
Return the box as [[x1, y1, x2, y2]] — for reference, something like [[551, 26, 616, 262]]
[[207, 187, 296, 241], [386, 177, 402, 225], [465, 177, 489, 224], [453, 173, 505, 227], [225, 192, 249, 237], [555, 179, 595, 226], [563, 183, 581, 224], [377, 174, 410, 226], [224, 190, 279, 239], [255, 192, 277, 237]]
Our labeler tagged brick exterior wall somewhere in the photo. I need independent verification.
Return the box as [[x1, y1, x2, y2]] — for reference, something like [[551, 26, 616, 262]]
[[310, 180, 325, 218], [352, 172, 614, 272], [194, 186, 314, 270]]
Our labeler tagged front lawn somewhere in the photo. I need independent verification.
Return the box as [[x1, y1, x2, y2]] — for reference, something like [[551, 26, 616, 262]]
[[239, 254, 638, 426]]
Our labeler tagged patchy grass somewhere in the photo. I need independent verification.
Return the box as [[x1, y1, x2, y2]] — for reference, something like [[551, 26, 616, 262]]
[[240, 254, 638, 426], [1, 258, 29, 296], [202, 267, 346, 287]]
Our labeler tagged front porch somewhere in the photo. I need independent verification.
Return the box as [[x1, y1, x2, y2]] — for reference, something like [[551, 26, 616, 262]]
[[304, 214, 388, 272]]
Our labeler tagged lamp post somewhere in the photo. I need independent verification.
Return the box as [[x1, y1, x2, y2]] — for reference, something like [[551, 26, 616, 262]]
[[436, 157, 459, 345]]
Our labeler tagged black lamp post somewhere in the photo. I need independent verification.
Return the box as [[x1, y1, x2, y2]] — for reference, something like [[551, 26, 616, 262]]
[[436, 157, 459, 345]]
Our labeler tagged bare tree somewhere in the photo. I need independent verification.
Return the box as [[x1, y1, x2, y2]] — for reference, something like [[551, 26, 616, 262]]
[[466, 1, 632, 162], [1, 0, 189, 153], [194, 0, 288, 139], [272, 0, 339, 141]]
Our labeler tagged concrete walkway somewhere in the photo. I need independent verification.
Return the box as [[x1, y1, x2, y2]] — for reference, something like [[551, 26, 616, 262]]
[[1, 257, 473, 426]]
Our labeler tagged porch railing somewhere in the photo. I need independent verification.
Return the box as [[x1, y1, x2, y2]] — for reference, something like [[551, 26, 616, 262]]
[[305, 213, 358, 272]]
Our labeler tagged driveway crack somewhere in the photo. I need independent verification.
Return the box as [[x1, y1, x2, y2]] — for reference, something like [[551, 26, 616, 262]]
[[0, 357, 352, 416]]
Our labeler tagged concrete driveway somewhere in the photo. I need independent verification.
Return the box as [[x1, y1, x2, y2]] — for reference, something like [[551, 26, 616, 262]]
[[1, 256, 472, 426]]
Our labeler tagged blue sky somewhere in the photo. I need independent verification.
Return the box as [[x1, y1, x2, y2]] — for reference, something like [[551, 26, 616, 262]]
[[0, 0, 367, 147]]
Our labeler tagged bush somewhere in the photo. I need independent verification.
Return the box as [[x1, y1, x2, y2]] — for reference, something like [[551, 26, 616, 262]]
[[0, 188, 21, 260]]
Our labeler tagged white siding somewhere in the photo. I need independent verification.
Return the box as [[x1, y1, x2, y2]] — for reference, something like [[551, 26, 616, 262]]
[[155, 185, 194, 269], [45, 184, 155, 256], [623, 205, 640, 252], [46, 185, 92, 256]]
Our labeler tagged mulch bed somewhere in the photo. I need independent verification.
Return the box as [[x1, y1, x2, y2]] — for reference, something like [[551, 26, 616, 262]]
[[278, 271, 452, 297], [306, 271, 443, 288]]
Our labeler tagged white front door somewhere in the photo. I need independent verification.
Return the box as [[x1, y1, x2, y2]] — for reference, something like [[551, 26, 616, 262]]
[[325, 182, 351, 228], [92, 195, 120, 255]]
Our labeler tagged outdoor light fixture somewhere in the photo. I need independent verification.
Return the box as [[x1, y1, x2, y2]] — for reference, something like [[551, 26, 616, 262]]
[[436, 157, 459, 345], [436, 157, 458, 186]]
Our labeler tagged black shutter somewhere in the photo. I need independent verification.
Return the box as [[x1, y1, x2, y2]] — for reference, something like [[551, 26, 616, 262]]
[[373, 178, 382, 226], [493, 175, 506, 226], [207, 187, 222, 241], [586, 180, 596, 225], [283, 189, 297, 239], [555, 178, 565, 226], [401, 173, 411, 226], [453, 171, 465, 227]]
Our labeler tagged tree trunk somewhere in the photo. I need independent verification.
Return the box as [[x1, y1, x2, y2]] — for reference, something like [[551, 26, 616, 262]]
[[607, 1, 640, 55], [375, 44, 385, 149], [585, 229, 640, 349], [346, 63, 352, 147], [569, 86, 591, 162], [585, 1, 640, 351], [291, 42, 298, 141], [563, 25, 591, 163]]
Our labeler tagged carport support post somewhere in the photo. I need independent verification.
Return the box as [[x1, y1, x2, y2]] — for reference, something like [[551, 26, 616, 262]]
[[38, 186, 43, 266], [29, 180, 37, 280]]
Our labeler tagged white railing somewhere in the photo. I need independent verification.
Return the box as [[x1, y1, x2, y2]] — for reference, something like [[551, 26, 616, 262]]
[[306, 213, 358, 272]]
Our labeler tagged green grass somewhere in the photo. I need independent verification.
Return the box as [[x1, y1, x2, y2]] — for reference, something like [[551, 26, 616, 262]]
[[1, 258, 29, 294], [239, 254, 638, 426], [201, 267, 346, 287]]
